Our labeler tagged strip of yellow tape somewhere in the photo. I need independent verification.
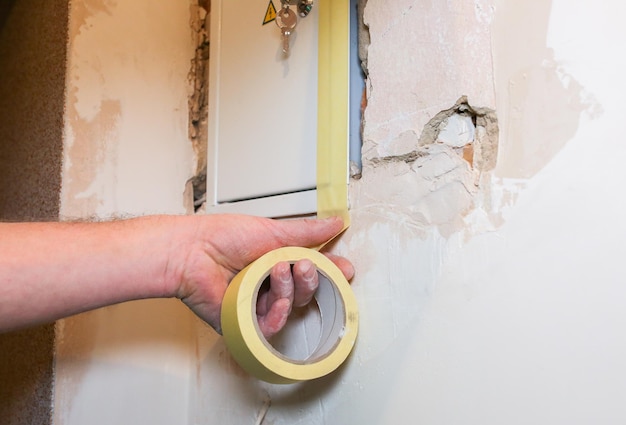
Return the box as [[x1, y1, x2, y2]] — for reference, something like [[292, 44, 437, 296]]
[[316, 0, 350, 228], [221, 0, 357, 384]]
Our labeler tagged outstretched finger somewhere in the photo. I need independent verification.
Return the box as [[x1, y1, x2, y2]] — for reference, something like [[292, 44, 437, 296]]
[[257, 261, 294, 316], [257, 297, 290, 339], [292, 259, 319, 307]]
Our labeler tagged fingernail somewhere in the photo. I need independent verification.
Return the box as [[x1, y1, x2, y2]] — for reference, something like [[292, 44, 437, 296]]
[[278, 262, 292, 282], [347, 263, 355, 279], [301, 261, 316, 280]]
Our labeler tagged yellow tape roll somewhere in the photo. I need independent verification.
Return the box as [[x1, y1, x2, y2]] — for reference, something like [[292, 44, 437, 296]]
[[221, 247, 358, 384]]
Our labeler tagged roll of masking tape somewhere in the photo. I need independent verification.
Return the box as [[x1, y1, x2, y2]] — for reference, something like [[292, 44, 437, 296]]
[[221, 247, 358, 384]]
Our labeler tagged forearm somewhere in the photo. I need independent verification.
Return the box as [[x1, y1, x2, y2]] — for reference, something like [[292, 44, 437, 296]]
[[0, 213, 351, 335], [0, 216, 181, 331]]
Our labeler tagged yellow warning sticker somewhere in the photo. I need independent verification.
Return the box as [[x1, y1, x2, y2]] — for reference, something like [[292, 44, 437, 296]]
[[263, 0, 277, 25]]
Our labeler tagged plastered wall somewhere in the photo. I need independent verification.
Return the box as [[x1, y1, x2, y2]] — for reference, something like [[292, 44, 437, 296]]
[[53, 1, 196, 424], [329, 1, 621, 423], [322, 1, 619, 423]]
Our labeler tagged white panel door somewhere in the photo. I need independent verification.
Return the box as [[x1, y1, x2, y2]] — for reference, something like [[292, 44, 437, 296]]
[[208, 0, 318, 211]]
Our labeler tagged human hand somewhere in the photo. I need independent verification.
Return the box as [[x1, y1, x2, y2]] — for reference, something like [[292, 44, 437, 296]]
[[170, 215, 353, 338]]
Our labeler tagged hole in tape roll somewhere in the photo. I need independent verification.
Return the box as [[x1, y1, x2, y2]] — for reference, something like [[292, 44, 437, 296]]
[[255, 267, 345, 364]]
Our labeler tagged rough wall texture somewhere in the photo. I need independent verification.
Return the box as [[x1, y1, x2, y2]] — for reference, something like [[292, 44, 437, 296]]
[[0, 326, 56, 425], [187, 0, 210, 212], [0, 0, 67, 220], [0, 0, 69, 424]]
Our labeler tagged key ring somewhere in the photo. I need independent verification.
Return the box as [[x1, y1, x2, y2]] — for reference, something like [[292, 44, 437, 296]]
[[280, 0, 314, 18]]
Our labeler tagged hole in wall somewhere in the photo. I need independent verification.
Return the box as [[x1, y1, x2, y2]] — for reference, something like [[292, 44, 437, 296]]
[[369, 96, 499, 174], [414, 96, 499, 172]]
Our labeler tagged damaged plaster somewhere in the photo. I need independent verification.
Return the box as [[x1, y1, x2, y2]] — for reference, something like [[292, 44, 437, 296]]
[[362, 96, 499, 237], [62, 96, 121, 216], [186, 0, 210, 212], [60, 0, 194, 218], [361, 0, 496, 162], [372, 96, 499, 173]]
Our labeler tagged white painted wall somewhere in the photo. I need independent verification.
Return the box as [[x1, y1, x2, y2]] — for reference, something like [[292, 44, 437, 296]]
[[53, 0, 626, 424], [54, 1, 195, 424]]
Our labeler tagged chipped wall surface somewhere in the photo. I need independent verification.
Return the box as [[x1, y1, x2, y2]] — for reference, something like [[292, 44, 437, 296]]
[[60, 0, 195, 218], [54, 1, 196, 425], [325, 0, 624, 424]]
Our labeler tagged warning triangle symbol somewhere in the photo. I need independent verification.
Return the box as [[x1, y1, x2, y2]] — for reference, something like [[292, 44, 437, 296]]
[[263, 0, 277, 25]]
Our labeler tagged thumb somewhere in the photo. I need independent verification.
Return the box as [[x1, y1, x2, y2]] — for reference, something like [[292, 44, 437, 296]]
[[271, 216, 344, 249]]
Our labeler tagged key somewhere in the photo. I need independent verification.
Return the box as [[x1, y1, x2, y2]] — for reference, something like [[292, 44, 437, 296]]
[[276, 6, 297, 55]]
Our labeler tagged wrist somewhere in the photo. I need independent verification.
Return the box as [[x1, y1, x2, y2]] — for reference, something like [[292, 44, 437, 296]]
[[148, 215, 201, 300]]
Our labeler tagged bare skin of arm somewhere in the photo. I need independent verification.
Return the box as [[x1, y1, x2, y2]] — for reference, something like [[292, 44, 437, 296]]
[[0, 215, 353, 337]]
